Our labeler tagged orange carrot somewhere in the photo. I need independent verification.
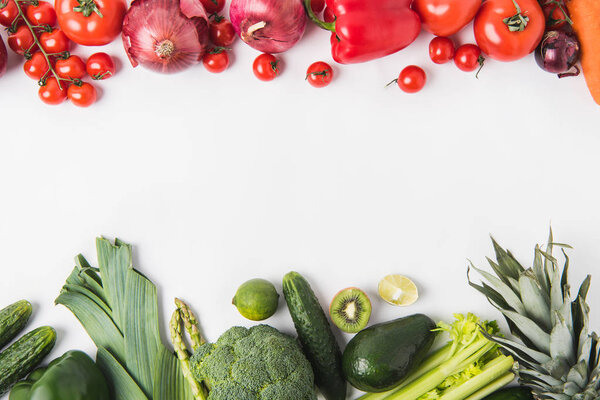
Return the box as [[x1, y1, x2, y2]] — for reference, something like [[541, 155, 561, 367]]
[[567, 0, 600, 105]]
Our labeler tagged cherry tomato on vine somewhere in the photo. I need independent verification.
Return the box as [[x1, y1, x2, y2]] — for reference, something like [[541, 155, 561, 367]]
[[310, 0, 325, 13], [55, 54, 86, 79], [202, 48, 229, 73], [38, 77, 67, 105], [413, 0, 480, 36], [0, 0, 19, 27], [39, 28, 69, 54], [7, 25, 35, 55], [86, 52, 114, 80], [540, 0, 569, 28], [209, 16, 236, 47], [24, 51, 49, 80], [55, 0, 126, 46], [253, 53, 279, 81], [323, 7, 335, 23], [306, 61, 333, 88], [67, 81, 96, 107], [391, 65, 426, 93], [26, 1, 56, 27], [454, 44, 484, 72], [474, 0, 545, 62], [199, 0, 224, 14], [429, 37, 455, 64]]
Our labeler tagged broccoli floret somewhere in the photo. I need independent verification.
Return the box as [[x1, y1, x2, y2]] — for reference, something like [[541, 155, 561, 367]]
[[190, 325, 317, 400]]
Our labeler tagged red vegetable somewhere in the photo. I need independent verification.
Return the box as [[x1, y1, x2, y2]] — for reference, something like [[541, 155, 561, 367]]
[[68, 81, 96, 107], [122, 0, 209, 73], [0, 35, 7, 78], [38, 77, 68, 105], [39, 29, 70, 54], [454, 44, 485, 73], [199, 0, 224, 14], [86, 52, 115, 80], [0, 0, 19, 27], [24, 51, 50, 80], [55, 54, 87, 79], [413, 0, 480, 36], [229, 0, 306, 53], [202, 47, 229, 73], [306, 61, 333, 88], [209, 15, 236, 47], [56, 0, 127, 46], [26, 1, 56, 27], [429, 37, 455, 64], [305, 0, 420, 64], [535, 28, 580, 77], [389, 65, 426, 93], [253, 53, 279, 81], [8, 25, 35, 55]]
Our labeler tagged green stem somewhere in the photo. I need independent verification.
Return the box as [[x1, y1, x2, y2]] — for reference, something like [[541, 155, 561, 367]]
[[302, 0, 335, 31], [175, 298, 205, 351], [502, 0, 529, 32], [463, 372, 515, 400]]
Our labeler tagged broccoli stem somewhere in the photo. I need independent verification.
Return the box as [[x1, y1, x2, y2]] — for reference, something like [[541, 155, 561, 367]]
[[175, 298, 205, 351], [463, 372, 515, 400], [170, 309, 208, 400]]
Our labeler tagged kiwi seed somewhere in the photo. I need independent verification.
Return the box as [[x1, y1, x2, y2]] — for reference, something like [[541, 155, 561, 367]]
[[329, 287, 372, 333]]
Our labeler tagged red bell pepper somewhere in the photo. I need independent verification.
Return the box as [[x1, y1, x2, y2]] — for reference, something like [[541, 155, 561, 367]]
[[305, 0, 421, 64]]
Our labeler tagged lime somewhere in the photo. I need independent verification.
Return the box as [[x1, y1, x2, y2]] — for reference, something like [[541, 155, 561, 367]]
[[378, 274, 419, 306], [233, 278, 279, 321]]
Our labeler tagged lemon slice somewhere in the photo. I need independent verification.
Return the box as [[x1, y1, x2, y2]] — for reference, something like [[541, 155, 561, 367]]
[[378, 274, 419, 306]]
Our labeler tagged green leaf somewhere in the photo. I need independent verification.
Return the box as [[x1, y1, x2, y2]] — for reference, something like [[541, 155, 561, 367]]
[[519, 271, 552, 332], [469, 263, 527, 315], [152, 347, 194, 400], [491, 237, 523, 280], [550, 312, 576, 365], [533, 244, 550, 295], [495, 308, 551, 354], [97, 347, 148, 400]]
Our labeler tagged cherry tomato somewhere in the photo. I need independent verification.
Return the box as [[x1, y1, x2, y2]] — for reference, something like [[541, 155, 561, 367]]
[[67, 81, 96, 107], [540, 0, 569, 28], [413, 0, 480, 36], [306, 61, 333, 88], [209, 17, 236, 47], [7, 25, 35, 55], [454, 44, 484, 72], [38, 77, 67, 105], [0, 0, 19, 27], [429, 37, 455, 64], [39, 29, 69, 54], [55, 54, 86, 79], [56, 0, 126, 46], [394, 65, 426, 93], [253, 53, 279, 81], [23, 51, 49, 80], [26, 1, 56, 26], [323, 7, 335, 23], [310, 0, 325, 13], [474, 0, 545, 62], [86, 52, 114, 80], [202, 48, 229, 73], [199, 0, 224, 14]]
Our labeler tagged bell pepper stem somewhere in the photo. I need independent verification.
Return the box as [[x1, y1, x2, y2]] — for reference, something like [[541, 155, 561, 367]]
[[303, 0, 335, 32]]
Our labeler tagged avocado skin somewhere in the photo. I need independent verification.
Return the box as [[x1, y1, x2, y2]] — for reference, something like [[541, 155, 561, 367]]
[[342, 313, 436, 393], [482, 387, 534, 400]]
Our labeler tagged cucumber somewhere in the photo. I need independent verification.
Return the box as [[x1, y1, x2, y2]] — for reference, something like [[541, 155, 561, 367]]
[[282, 271, 346, 400], [482, 387, 534, 400], [0, 326, 56, 395], [0, 300, 32, 349]]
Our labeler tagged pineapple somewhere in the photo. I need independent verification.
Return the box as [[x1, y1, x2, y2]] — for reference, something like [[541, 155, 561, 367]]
[[469, 230, 599, 400]]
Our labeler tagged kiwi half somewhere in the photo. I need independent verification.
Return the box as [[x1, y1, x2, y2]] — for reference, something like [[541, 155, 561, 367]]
[[329, 287, 372, 333]]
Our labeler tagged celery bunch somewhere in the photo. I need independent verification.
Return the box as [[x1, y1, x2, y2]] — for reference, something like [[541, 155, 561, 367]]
[[358, 313, 515, 400]]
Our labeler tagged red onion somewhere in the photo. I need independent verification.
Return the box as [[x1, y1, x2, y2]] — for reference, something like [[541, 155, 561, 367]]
[[535, 28, 580, 78], [230, 0, 307, 53], [0, 36, 7, 78], [122, 0, 209, 73]]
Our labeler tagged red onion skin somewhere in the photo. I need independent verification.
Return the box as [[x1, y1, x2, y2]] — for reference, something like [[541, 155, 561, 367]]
[[122, 0, 209, 73], [0, 36, 7, 78], [535, 29, 580, 75], [229, 0, 307, 53]]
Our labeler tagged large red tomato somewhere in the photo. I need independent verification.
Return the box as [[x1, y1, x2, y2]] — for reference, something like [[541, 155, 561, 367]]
[[474, 0, 545, 62], [413, 0, 481, 36], [55, 0, 127, 45]]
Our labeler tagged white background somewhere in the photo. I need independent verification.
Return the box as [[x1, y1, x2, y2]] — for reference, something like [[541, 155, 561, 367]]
[[1, 10, 600, 399]]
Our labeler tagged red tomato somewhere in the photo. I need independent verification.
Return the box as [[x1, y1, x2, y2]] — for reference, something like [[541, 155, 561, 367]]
[[413, 0, 480, 36], [209, 18, 236, 47], [39, 29, 69, 54], [202, 49, 229, 73], [454, 44, 484, 72], [199, 0, 224, 14], [395, 65, 426, 93], [67, 81, 96, 107], [540, 0, 569, 28], [38, 77, 67, 105], [253, 53, 279, 81], [86, 52, 114, 79], [26, 1, 56, 26], [311, 0, 325, 13], [55, 54, 86, 79], [474, 0, 545, 62], [24, 51, 49, 80], [0, 0, 19, 27], [323, 7, 335, 23], [7, 25, 35, 55], [306, 61, 333, 88], [55, 0, 126, 46], [429, 37, 455, 64]]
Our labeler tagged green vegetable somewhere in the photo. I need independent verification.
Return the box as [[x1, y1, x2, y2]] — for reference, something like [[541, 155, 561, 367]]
[[55, 237, 194, 400], [358, 313, 515, 400], [0, 300, 32, 349], [342, 314, 437, 392], [0, 326, 56, 396], [282, 271, 347, 400], [9, 350, 110, 400], [189, 324, 317, 400], [232, 278, 279, 321], [481, 387, 534, 400]]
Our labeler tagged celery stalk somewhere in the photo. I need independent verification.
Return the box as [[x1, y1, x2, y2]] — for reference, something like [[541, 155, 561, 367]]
[[463, 372, 515, 400]]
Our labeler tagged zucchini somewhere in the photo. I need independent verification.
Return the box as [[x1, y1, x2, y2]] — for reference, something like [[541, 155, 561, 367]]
[[0, 326, 56, 395], [0, 300, 32, 349], [282, 271, 346, 400]]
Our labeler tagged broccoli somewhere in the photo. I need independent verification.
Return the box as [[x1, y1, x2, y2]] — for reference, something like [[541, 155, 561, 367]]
[[190, 325, 317, 400]]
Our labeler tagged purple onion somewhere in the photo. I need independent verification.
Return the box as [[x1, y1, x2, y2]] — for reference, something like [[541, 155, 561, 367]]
[[229, 0, 307, 53], [535, 29, 580, 78], [0, 36, 7, 78]]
